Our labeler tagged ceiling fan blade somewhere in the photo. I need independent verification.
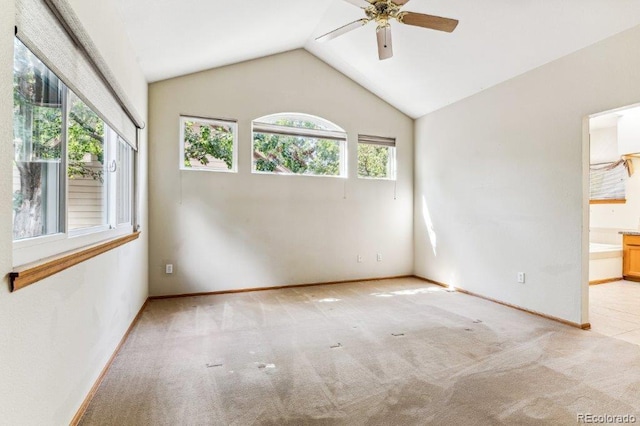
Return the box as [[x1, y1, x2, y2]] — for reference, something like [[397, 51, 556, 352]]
[[399, 12, 459, 33], [391, 0, 411, 5], [342, 0, 372, 8], [376, 26, 393, 60], [316, 18, 369, 42]]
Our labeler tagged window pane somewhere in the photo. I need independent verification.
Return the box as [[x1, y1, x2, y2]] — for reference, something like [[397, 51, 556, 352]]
[[117, 138, 132, 224], [253, 133, 342, 176], [358, 143, 394, 179], [181, 117, 236, 172], [13, 38, 63, 240], [67, 91, 106, 231]]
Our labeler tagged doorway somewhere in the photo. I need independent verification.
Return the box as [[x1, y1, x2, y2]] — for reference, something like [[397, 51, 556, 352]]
[[587, 104, 640, 345]]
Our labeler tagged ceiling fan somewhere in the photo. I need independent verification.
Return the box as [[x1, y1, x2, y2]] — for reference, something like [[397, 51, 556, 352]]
[[316, 0, 459, 60]]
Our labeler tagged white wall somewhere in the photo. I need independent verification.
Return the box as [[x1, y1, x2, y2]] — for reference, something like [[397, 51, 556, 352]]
[[0, 1, 149, 424], [590, 125, 618, 164], [414, 25, 640, 326], [149, 49, 413, 296]]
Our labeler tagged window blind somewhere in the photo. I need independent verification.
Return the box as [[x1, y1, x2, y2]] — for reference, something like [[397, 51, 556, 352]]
[[15, 0, 144, 149], [358, 134, 396, 147], [590, 160, 628, 200], [253, 122, 347, 141]]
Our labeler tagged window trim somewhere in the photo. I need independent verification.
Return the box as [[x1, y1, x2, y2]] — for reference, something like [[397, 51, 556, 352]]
[[13, 225, 134, 268], [179, 115, 238, 173], [116, 136, 134, 225], [10, 231, 140, 292]]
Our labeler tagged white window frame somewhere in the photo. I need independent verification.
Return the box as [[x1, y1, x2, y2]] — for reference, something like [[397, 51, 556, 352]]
[[357, 134, 397, 181], [13, 223, 133, 268], [251, 113, 348, 178], [116, 136, 134, 226], [12, 42, 135, 267], [66, 111, 111, 239], [179, 115, 238, 173]]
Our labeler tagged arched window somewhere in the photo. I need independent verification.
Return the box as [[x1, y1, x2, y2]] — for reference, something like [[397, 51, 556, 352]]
[[252, 113, 347, 177]]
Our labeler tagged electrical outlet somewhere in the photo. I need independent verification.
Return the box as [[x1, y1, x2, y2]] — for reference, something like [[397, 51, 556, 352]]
[[517, 272, 525, 283], [165, 264, 174, 274], [357, 255, 363, 263], [377, 253, 382, 262]]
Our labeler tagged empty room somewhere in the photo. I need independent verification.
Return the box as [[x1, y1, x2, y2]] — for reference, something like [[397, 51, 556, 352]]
[[1, 0, 640, 424]]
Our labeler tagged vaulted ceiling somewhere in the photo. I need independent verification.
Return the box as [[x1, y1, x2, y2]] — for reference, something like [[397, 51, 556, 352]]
[[113, 0, 640, 118]]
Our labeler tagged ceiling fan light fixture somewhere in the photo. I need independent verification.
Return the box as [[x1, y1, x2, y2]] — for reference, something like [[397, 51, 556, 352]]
[[376, 24, 393, 60]]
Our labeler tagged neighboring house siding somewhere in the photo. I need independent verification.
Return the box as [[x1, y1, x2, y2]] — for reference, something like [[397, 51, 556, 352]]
[[68, 160, 104, 230]]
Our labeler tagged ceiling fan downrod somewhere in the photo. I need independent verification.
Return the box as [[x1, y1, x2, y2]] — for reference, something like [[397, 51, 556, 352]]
[[316, 0, 459, 60]]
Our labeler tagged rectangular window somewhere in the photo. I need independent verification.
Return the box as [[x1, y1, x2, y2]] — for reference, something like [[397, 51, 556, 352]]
[[12, 38, 136, 265], [590, 160, 629, 202], [252, 114, 347, 177], [180, 116, 237, 172], [357, 134, 396, 180]]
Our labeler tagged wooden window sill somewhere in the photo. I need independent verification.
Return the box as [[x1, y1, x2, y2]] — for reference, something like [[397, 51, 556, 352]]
[[10, 232, 140, 292], [590, 199, 626, 204]]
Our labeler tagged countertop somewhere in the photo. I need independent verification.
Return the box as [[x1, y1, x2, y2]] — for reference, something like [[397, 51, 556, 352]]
[[619, 230, 640, 236]]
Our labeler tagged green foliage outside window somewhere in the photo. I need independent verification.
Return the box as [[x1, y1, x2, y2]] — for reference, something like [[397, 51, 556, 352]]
[[13, 40, 63, 163], [67, 95, 105, 181], [358, 143, 391, 179], [253, 119, 341, 176], [183, 120, 234, 169]]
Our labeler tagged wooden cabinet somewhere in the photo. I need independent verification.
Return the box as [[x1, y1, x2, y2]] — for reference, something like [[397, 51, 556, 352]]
[[623, 234, 640, 281]]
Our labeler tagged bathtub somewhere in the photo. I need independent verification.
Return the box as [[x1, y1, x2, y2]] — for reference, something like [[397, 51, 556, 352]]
[[589, 242, 622, 283]]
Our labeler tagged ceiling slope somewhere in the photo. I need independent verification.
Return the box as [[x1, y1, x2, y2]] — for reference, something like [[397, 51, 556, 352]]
[[115, 0, 640, 118]]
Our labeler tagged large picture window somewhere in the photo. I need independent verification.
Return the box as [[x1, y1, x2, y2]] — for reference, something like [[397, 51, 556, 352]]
[[12, 38, 135, 258], [252, 113, 347, 177]]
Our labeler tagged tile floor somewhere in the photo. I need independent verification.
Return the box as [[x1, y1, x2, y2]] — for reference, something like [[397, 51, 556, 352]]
[[590, 280, 640, 345]]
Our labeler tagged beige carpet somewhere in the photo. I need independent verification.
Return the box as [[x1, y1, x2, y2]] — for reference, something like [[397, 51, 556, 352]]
[[80, 278, 640, 425]]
